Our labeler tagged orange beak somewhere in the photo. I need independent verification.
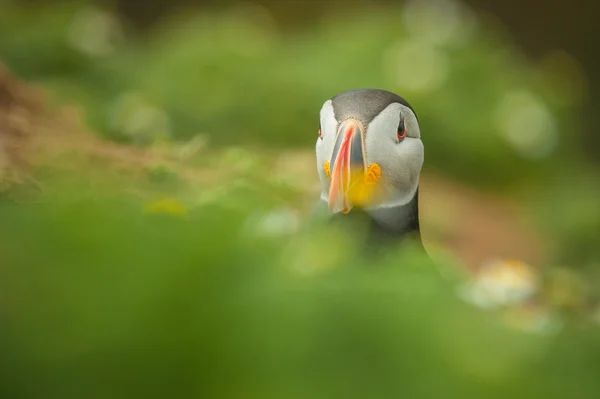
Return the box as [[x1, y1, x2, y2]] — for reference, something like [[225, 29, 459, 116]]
[[328, 119, 373, 214]]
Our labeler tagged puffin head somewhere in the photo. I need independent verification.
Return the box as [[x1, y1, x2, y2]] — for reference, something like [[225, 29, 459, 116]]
[[316, 89, 424, 216]]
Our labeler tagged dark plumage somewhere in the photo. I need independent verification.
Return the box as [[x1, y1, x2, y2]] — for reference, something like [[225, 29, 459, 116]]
[[330, 88, 418, 126], [328, 189, 425, 255]]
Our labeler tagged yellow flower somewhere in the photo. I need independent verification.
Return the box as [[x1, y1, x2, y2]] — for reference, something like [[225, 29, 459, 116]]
[[144, 198, 188, 216]]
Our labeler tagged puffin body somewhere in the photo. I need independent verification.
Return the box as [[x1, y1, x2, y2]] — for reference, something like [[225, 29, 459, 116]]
[[315, 89, 426, 253]]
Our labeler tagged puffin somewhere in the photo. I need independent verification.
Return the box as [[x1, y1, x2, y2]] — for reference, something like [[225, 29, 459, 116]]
[[314, 88, 427, 255]]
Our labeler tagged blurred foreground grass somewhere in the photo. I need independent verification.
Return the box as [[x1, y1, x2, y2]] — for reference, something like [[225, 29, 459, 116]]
[[2, 187, 600, 398]]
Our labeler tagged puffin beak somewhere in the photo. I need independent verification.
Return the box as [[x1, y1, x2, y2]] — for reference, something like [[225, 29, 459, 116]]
[[328, 119, 379, 214]]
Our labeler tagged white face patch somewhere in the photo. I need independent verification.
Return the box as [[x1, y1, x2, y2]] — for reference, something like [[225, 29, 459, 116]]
[[315, 100, 424, 211], [315, 100, 338, 201], [364, 103, 423, 208]]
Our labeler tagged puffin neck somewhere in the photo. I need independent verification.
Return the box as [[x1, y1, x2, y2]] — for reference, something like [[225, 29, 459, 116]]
[[366, 189, 421, 241], [326, 188, 422, 246]]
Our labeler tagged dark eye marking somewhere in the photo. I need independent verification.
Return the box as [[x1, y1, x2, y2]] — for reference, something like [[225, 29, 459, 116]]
[[318, 122, 323, 139], [397, 118, 406, 142]]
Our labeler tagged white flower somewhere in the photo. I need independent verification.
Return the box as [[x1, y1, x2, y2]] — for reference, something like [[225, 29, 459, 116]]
[[244, 207, 301, 238], [458, 259, 539, 309]]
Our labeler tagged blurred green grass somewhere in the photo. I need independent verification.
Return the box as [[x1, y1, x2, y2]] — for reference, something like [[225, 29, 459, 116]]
[[1, 189, 600, 398], [0, 0, 583, 188]]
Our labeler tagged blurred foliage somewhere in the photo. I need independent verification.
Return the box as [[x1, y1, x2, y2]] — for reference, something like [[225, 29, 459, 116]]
[[2, 0, 596, 261], [1, 184, 600, 398], [0, 0, 585, 189]]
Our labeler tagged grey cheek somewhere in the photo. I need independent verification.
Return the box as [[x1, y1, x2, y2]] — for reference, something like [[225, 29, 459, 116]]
[[349, 132, 364, 166], [329, 133, 343, 169]]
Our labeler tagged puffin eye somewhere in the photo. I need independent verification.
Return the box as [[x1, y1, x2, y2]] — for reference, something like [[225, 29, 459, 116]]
[[318, 123, 323, 139], [397, 119, 406, 141]]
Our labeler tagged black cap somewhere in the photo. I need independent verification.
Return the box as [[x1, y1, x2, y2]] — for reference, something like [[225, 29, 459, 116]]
[[330, 88, 417, 126]]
